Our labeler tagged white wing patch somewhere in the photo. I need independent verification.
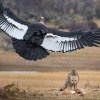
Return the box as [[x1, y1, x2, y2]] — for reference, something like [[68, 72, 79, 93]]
[[41, 33, 78, 52], [4, 14, 28, 32], [0, 13, 28, 40], [46, 33, 77, 42]]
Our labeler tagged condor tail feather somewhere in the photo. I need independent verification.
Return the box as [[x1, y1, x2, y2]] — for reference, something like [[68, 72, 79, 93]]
[[12, 38, 49, 61]]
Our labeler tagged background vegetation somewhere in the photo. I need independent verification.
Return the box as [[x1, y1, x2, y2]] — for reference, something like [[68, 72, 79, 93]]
[[4, 0, 100, 23]]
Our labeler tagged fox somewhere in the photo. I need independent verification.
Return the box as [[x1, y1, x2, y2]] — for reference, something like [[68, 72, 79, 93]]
[[60, 70, 79, 91]]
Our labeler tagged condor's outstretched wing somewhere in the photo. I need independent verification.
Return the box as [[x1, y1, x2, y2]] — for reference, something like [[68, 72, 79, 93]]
[[41, 28, 100, 52], [0, 0, 29, 40]]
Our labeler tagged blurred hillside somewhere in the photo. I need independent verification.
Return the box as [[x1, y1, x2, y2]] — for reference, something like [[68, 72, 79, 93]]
[[3, 0, 100, 28], [3, 0, 100, 21], [0, 0, 100, 50]]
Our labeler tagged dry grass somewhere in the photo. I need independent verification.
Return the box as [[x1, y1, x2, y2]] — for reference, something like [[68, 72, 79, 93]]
[[0, 37, 100, 100], [0, 71, 100, 100], [0, 47, 100, 71], [0, 71, 100, 88]]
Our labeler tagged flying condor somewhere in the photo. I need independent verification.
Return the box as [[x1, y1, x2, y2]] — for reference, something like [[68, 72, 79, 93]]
[[0, 0, 100, 61]]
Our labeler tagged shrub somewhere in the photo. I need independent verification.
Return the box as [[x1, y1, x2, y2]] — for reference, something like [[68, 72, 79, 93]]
[[0, 83, 26, 99]]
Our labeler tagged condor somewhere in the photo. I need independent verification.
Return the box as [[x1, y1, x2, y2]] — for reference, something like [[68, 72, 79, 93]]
[[0, 0, 100, 61]]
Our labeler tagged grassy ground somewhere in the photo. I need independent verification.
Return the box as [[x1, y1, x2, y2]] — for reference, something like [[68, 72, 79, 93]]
[[0, 71, 100, 100], [0, 47, 100, 71], [0, 41, 100, 100]]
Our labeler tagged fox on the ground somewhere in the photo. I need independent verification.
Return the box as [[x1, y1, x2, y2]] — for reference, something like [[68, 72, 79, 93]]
[[60, 70, 79, 91]]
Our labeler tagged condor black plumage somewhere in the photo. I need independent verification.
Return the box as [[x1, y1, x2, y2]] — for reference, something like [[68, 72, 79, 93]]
[[12, 38, 49, 61], [0, 0, 100, 61]]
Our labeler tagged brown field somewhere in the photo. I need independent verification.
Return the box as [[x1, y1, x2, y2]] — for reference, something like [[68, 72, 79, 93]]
[[0, 71, 100, 100], [0, 47, 100, 71], [0, 45, 100, 100]]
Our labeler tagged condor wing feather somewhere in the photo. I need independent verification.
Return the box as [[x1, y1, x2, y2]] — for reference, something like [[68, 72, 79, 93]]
[[0, 1, 29, 40], [41, 28, 100, 52]]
